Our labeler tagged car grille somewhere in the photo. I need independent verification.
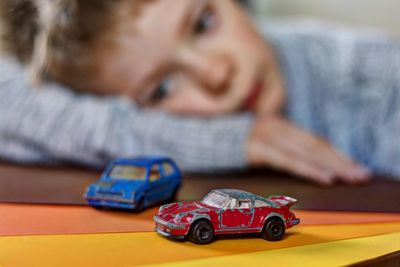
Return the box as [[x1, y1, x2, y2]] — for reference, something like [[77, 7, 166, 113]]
[[96, 190, 125, 200]]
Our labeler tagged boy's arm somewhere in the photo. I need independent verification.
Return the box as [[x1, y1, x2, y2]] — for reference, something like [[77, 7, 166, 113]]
[[0, 57, 253, 172]]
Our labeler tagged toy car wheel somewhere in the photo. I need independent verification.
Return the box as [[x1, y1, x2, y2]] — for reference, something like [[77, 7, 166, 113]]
[[187, 220, 214, 244], [262, 217, 285, 241], [167, 187, 179, 202], [135, 198, 145, 212], [93, 205, 105, 210]]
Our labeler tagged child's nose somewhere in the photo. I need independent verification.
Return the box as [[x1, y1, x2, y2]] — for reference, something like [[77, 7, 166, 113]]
[[179, 49, 233, 94], [201, 55, 233, 94]]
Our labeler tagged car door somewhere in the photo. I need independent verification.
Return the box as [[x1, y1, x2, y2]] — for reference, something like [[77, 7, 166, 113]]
[[160, 161, 178, 197], [221, 198, 254, 229], [147, 163, 171, 204]]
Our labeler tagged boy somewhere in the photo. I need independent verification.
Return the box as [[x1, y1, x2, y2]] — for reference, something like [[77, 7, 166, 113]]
[[3, 0, 398, 185]]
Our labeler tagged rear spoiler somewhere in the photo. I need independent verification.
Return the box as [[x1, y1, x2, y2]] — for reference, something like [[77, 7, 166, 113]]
[[269, 196, 298, 208]]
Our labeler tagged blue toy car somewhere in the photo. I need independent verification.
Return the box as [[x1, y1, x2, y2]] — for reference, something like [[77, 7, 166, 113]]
[[85, 156, 182, 211]]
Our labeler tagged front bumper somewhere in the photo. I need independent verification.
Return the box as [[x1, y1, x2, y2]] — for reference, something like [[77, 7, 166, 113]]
[[155, 227, 185, 239], [154, 216, 189, 238], [86, 198, 136, 210]]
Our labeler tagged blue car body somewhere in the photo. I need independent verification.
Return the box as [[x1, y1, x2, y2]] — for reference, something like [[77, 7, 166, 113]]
[[85, 156, 182, 211]]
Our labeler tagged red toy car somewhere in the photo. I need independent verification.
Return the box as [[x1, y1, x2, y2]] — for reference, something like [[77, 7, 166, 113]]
[[154, 189, 300, 244]]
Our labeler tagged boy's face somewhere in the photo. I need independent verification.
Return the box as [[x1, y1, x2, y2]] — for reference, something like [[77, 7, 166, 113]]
[[96, 0, 281, 115]]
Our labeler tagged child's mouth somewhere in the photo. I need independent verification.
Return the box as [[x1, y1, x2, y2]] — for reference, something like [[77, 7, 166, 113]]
[[241, 79, 264, 111]]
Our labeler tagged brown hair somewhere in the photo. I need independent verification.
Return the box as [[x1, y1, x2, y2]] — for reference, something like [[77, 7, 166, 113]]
[[0, 0, 126, 91], [0, 0, 39, 62]]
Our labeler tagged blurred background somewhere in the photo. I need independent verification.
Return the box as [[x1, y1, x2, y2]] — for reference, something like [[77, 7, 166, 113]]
[[1, 1, 399, 47], [248, 0, 400, 36]]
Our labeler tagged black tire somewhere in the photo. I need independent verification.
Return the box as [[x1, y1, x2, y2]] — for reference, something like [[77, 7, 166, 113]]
[[261, 217, 285, 241], [93, 205, 105, 210], [187, 220, 214, 244], [167, 187, 179, 203], [135, 198, 145, 212]]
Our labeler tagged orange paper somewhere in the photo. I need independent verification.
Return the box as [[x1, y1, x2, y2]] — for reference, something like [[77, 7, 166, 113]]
[[1, 203, 400, 236]]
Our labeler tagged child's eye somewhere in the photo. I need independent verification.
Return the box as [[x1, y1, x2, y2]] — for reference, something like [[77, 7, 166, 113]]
[[193, 6, 216, 35], [149, 78, 173, 104]]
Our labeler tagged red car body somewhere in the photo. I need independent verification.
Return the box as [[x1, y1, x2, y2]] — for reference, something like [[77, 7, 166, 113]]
[[154, 189, 300, 244]]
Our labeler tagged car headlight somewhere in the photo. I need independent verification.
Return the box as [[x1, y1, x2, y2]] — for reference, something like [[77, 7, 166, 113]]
[[184, 214, 194, 223], [174, 213, 193, 223]]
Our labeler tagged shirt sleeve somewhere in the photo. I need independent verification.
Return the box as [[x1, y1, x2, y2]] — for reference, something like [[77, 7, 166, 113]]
[[0, 57, 254, 172]]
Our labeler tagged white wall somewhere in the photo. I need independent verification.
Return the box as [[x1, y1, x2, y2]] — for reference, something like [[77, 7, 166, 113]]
[[250, 0, 400, 36]]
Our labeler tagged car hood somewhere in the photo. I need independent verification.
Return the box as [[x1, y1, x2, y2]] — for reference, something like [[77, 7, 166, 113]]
[[158, 201, 213, 219]]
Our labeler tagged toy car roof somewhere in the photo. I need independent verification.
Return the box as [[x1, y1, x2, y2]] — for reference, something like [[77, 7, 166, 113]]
[[110, 156, 175, 167], [214, 189, 258, 199]]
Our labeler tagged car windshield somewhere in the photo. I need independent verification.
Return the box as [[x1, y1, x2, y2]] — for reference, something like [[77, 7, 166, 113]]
[[108, 165, 147, 180], [202, 191, 228, 208]]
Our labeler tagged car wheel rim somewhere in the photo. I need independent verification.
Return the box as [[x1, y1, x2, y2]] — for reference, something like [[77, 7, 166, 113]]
[[271, 224, 281, 236], [198, 227, 210, 240]]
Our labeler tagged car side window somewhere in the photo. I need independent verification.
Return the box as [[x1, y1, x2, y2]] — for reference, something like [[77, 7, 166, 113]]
[[227, 198, 238, 209], [254, 199, 270, 207], [238, 199, 251, 209], [162, 162, 175, 176], [149, 164, 161, 182]]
